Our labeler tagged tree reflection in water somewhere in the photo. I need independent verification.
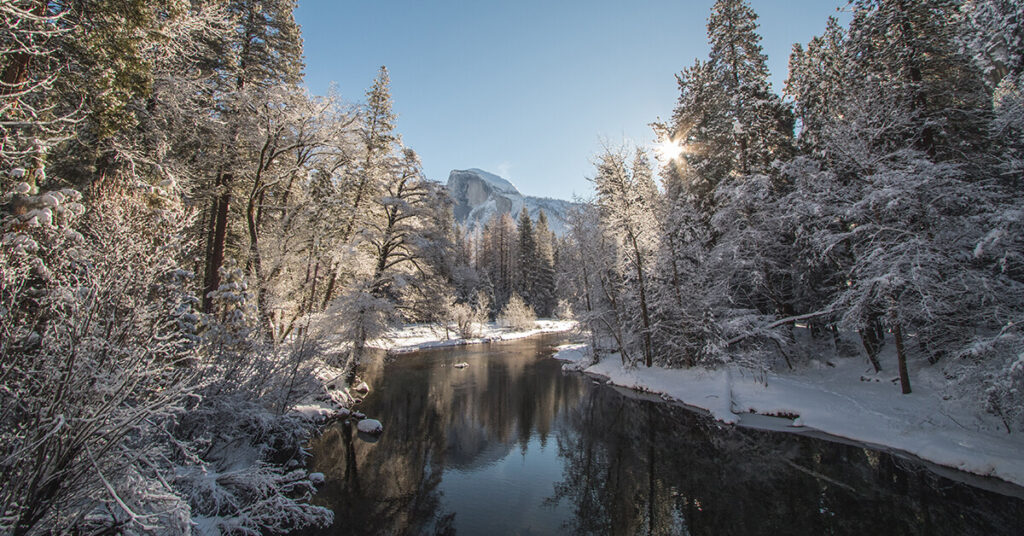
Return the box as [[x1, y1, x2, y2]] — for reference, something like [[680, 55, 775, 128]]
[[303, 335, 1024, 535], [551, 386, 1024, 536]]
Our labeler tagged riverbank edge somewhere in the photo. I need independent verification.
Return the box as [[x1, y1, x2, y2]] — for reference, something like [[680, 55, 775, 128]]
[[552, 343, 1024, 493], [373, 319, 578, 354], [294, 319, 579, 419]]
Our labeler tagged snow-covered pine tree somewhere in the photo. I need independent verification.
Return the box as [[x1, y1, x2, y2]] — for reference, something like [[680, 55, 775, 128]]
[[845, 0, 991, 162], [516, 206, 538, 309], [479, 212, 517, 314], [785, 17, 847, 152], [704, 0, 793, 178], [321, 66, 399, 309], [533, 210, 558, 317], [654, 0, 794, 368], [227, 0, 304, 89], [202, 0, 306, 312], [667, 59, 729, 209]]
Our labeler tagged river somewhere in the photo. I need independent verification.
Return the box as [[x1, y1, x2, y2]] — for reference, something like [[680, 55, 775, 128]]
[[303, 333, 1024, 535]]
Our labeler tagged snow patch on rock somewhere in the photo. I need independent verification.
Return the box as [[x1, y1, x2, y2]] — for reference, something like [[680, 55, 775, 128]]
[[357, 418, 383, 435]]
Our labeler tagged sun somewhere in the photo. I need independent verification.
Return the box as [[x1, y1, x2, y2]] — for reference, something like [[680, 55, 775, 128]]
[[654, 136, 685, 163]]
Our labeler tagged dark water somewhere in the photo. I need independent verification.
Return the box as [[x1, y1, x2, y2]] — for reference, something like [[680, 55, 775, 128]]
[[304, 334, 1024, 535]]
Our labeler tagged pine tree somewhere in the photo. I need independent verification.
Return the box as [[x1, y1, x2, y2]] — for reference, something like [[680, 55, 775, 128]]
[[667, 0, 792, 211], [228, 0, 304, 89], [707, 0, 769, 94], [668, 59, 730, 208], [479, 212, 516, 314], [652, 0, 794, 367], [516, 206, 537, 308], [321, 66, 398, 308], [961, 0, 1024, 87], [201, 0, 307, 313], [533, 210, 558, 317], [845, 0, 991, 160], [705, 0, 793, 176], [786, 17, 847, 151]]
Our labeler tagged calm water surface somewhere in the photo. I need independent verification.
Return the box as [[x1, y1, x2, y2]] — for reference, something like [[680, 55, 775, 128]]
[[304, 334, 1024, 535]]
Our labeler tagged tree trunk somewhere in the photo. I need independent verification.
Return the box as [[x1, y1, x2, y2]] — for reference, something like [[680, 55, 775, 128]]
[[321, 268, 339, 310], [667, 234, 684, 307], [247, 188, 274, 341], [630, 234, 654, 368], [893, 321, 912, 394], [0, 1, 48, 97], [859, 314, 884, 373], [647, 401, 656, 534], [203, 173, 232, 313], [895, 0, 936, 158]]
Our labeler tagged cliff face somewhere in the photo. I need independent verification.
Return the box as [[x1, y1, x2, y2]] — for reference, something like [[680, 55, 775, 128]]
[[446, 168, 577, 235]]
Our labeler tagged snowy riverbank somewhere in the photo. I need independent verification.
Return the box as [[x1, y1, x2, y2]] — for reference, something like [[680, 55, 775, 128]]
[[370, 319, 577, 354], [553, 343, 1024, 490], [295, 320, 578, 417]]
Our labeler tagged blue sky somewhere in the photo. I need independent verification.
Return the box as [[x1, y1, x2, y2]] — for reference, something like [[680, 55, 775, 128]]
[[295, 0, 850, 200]]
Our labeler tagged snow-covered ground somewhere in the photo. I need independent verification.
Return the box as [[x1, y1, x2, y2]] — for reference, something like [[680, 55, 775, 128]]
[[553, 342, 1024, 489], [369, 320, 577, 354]]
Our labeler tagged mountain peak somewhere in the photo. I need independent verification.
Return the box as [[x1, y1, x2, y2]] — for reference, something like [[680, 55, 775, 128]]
[[445, 168, 577, 235], [449, 168, 520, 195]]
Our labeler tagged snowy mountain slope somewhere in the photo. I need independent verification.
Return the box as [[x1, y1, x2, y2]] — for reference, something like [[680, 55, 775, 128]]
[[445, 168, 579, 235]]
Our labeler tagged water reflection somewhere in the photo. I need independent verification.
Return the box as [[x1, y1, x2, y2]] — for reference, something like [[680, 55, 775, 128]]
[[305, 335, 1024, 535], [552, 386, 1024, 535], [306, 336, 583, 535]]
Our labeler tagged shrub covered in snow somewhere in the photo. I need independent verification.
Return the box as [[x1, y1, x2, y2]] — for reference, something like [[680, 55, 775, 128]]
[[449, 293, 490, 339], [0, 186, 198, 533], [498, 294, 537, 331], [554, 299, 574, 320], [450, 302, 481, 338], [0, 182, 332, 534]]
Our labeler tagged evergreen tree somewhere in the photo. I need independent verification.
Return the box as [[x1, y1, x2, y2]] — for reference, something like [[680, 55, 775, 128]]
[[961, 0, 1024, 87], [705, 0, 793, 177], [786, 17, 847, 151], [479, 212, 516, 314], [845, 0, 992, 161], [666, 0, 792, 213], [652, 0, 794, 367], [533, 210, 558, 317], [201, 0, 307, 312], [321, 66, 399, 308], [227, 0, 304, 89], [516, 206, 537, 308]]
